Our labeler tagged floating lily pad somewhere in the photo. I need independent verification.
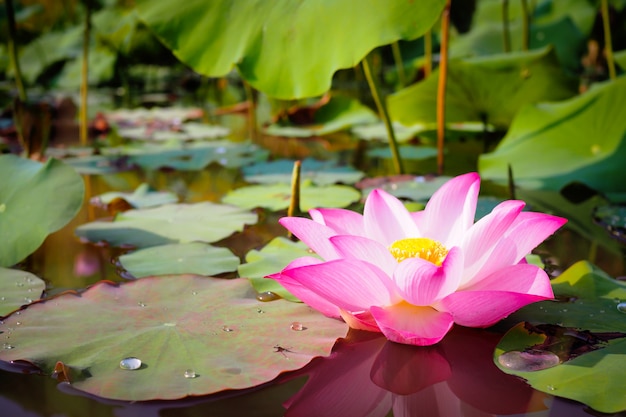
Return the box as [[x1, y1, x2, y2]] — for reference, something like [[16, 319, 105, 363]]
[[358, 175, 452, 202], [118, 122, 230, 141], [104, 107, 204, 126], [263, 96, 378, 137], [479, 77, 626, 195], [91, 183, 178, 209], [593, 204, 626, 244], [388, 47, 577, 130], [0, 268, 45, 316], [55, 154, 131, 175], [75, 202, 258, 248], [495, 261, 626, 413], [0, 276, 348, 401], [135, 0, 446, 99], [239, 237, 320, 302], [223, 182, 361, 211], [0, 155, 84, 267], [366, 145, 438, 161], [242, 158, 364, 186], [352, 122, 429, 142], [119, 242, 240, 278]]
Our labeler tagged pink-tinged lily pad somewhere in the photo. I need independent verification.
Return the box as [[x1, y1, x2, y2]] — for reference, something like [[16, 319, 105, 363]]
[[0, 276, 348, 401], [75, 202, 258, 248], [119, 242, 240, 278], [0, 268, 45, 316], [239, 237, 320, 302]]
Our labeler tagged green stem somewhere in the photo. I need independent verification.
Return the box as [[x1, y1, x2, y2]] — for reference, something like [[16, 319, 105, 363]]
[[80, 0, 92, 146], [502, 0, 511, 53], [361, 53, 403, 175], [288, 160, 302, 219], [521, 0, 530, 51], [437, 0, 451, 175], [391, 41, 407, 88], [601, 0, 616, 80], [424, 30, 433, 78], [4, 0, 26, 102]]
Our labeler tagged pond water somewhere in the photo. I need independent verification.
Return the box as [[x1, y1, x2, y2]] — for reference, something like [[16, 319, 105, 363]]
[[1, 108, 625, 417]]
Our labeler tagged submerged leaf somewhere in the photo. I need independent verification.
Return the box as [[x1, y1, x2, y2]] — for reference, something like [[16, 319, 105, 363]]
[[0, 276, 348, 401]]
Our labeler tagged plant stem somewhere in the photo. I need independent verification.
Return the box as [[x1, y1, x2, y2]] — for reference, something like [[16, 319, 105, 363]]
[[601, 0, 616, 80], [361, 53, 403, 175], [424, 30, 433, 77], [80, 0, 92, 146], [4, 0, 26, 102], [521, 0, 530, 51], [437, 0, 451, 175], [502, 0, 511, 53], [243, 80, 258, 140], [288, 160, 301, 220], [391, 41, 407, 88]]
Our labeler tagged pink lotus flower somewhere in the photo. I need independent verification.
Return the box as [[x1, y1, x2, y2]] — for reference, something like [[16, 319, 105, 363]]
[[268, 173, 567, 346]]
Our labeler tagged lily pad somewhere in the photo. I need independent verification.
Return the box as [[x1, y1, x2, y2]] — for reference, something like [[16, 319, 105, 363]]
[[0, 268, 45, 316], [104, 107, 204, 126], [358, 175, 452, 202], [263, 96, 378, 137], [388, 47, 577, 130], [0, 276, 348, 401], [0, 155, 84, 267], [352, 122, 429, 142], [495, 261, 626, 413], [242, 158, 365, 186], [91, 183, 178, 209], [479, 77, 626, 195], [118, 122, 230, 141], [223, 182, 361, 211], [366, 145, 439, 161], [118, 242, 240, 278], [239, 237, 320, 302], [135, 0, 446, 99], [75, 202, 258, 248]]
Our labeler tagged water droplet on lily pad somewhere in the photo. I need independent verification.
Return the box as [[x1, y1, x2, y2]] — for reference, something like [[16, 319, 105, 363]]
[[119, 357, 142, 370], [547, 385, 556, 391], [222, 325, 233, 332], [290, 322, 305, 331], [498, 350, 560, 371], [138, 301, 146, 307], [184, 369, 197, 379], [3, 343, 15, 350], [256, 291, 281, 302], [617, 302, 626, 313]]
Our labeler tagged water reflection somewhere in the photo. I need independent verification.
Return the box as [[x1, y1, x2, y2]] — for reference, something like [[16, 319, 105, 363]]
[[285, 327, 549, 417]]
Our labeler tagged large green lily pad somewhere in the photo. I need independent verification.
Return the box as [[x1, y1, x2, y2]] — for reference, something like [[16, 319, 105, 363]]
[[242, 158, 364, 186], [223, 182, 361, 211], [495, 261, 626, 413], [75, 202, 258, 248], [0, 276, 348, 401], [388, 47, 577, 130], [239, 237, 320, 302], [119, 242, 240, 278], [0, 155, 84, 267], [479, 77, 626, 195], [0, 268, 45, 316], [135, 0, 446, 99]]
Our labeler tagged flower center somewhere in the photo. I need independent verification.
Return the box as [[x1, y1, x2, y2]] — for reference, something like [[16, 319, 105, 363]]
[[389, 238, 448, 266]]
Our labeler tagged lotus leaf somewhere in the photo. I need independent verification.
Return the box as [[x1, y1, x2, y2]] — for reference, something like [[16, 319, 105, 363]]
[[0, 268, 45, 316], [388, 47, 577, 130], [119, 242, 240, 278], [495, 261, 626, 413], [239, 237, 320, 302], [223, 182, 361, 211], [104, 107, 204, 126], [135, 0, 446, 99], [366, 145, 438, 161], [0, 276, 348, 401], [118, 122, 230, 141], [479, 77, 626, 195], [358, 175, 452, 202], [242, 158, 364, 186], [263, 96, 378, 137], [75, 202, 258, 248], [352, 122, 428, 143], [91, 183, 178, 209], [0, 155, 84, 267]]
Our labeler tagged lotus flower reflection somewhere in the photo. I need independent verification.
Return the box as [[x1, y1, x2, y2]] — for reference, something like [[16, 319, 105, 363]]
[[268, 173, 567, 346]]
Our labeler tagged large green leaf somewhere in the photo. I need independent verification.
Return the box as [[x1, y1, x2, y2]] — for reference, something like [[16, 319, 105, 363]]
[[134, 0, 446, 99], [119, 242, 240, 278], [388, 47, 577, 130], [0, 156, 84, 267], [0, 268, 45, 316], [495, 261, 626, 413], [0, 276, 348, 401], [75, 202, 258, 248], [479, 77, 626, 194]]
